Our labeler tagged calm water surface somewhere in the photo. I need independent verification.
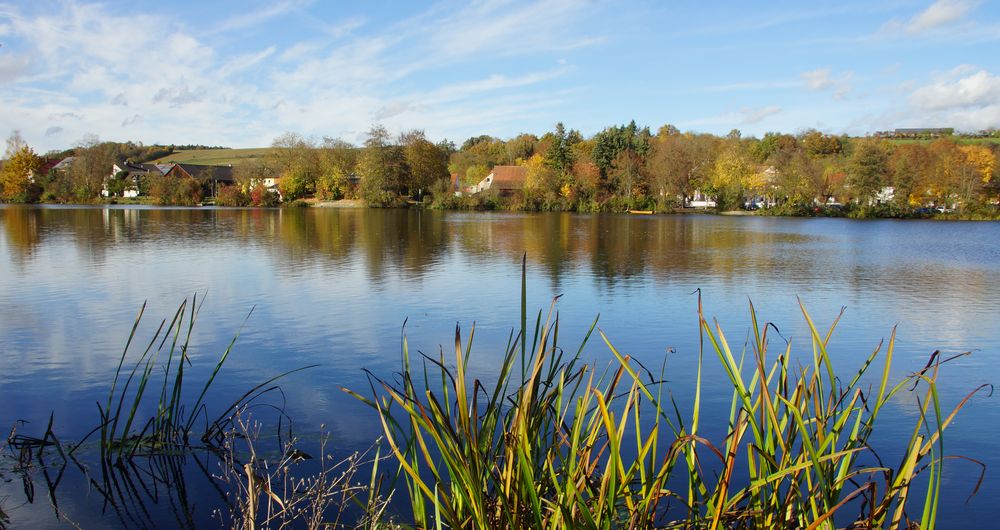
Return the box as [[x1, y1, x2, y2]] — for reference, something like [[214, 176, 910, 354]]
[[1, 205, 997, 527]]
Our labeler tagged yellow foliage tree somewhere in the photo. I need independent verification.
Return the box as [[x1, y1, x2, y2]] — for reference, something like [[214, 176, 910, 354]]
[[522, 153, 556, 193], [959, 145, 995, 184], [711, 145, 762, 209], [0, 145, 42, 202]]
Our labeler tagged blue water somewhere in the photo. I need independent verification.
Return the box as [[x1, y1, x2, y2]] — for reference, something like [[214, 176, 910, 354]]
[[1, 205, 997, 528]]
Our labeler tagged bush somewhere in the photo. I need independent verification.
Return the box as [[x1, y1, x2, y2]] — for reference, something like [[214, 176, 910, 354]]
[[145, 176, 203, 205], [215, 185, 250, 207], [250, 184, 280, 207]]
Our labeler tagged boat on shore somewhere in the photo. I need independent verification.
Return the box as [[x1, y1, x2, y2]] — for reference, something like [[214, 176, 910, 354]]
[[627, 209, 654, 215]]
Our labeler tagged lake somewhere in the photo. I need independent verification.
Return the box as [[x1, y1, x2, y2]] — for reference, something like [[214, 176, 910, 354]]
[[1, 205, 997, 528]]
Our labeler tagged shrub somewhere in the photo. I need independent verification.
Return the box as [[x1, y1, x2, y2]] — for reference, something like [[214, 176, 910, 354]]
[[250, 184, 280, 207], [216, 185, 250, 207], [145, 175, 203, 205]]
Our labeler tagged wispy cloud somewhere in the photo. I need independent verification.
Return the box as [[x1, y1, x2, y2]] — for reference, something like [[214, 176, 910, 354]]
[[214, 0, 314, 34], [740, 106, 782, 125], [882, 0, 980, 34], [704, 80, 801, 93], [801, 68, 854, 99]]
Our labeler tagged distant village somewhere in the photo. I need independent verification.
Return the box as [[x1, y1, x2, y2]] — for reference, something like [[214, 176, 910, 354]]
[[2, 125, 998, 217]]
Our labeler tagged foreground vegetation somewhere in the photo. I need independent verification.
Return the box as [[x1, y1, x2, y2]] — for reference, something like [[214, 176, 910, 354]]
[[2, 268, 986, 528], [344, 260, 984, 529], [1, 122, 998, 219]]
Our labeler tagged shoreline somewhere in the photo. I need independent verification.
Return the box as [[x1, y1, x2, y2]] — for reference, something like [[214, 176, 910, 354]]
[[4, 200, 998, 221]]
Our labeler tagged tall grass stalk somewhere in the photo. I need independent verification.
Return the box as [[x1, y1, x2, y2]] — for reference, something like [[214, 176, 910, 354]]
[[95, 295, 313, 463], [349, 257, 985, 529]]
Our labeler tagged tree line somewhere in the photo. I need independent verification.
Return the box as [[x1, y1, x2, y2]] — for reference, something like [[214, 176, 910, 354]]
[[2, 124, 997, 217]]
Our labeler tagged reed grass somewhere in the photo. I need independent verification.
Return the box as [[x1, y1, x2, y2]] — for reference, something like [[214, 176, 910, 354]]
[[348, 256, 985, 529], [212, 408, 395, 530], [91, 295, 314, 463]]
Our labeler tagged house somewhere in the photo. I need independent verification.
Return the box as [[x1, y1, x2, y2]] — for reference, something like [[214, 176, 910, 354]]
[[874, 186, 895, 205], [105, 161, 165, 197], [164, 163, 235, 197], [475, 165, 527, 194], [685, 190, 716, 208]]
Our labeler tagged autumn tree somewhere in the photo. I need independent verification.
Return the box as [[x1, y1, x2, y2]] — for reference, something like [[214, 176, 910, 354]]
[[1, 132, 42, 202], [270, 132, 319, 201], [505, 133, 538, 164], [68, 136, 120, 200], [449, 136, 506, 184], [801, 130, 843, 157], [400, 130, 448, 197], [710, 142, 761, 210], [522, 153, 558, 196], [316, 138, 357, 200], [647, 133, 691, 205], [959, 145, 995, 202], [888, 143, 932, 206], [774, 149, 822, 204], [358, 125, 405, 206], [847, 139, 890, 205], [750, 132, 797, 163], [233, 159, 275, 190]]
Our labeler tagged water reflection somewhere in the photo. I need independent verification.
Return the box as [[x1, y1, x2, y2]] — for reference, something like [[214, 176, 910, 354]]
[[1, 205, 998, 527], [5, 207, 990, 294]]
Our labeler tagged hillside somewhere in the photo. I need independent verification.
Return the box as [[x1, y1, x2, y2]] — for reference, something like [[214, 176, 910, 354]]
[[886, 137, 1000, 146], [152, 147, 277, 166]]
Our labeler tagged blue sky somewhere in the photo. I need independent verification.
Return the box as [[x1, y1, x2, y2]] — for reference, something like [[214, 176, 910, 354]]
[[1, 0, 998, 152]]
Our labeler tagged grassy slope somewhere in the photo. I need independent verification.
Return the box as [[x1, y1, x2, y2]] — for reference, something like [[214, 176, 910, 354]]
[[887, 137, 1000, 146], [152, 147, 277, 166]]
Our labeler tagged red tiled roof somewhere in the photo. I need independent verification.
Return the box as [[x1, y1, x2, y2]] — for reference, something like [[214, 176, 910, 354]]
[[489, 165, 527, 190]]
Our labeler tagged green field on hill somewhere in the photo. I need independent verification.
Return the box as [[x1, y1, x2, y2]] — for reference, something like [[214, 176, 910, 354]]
[[152, 147, 277, 166], [887, 137, 1000, 146]]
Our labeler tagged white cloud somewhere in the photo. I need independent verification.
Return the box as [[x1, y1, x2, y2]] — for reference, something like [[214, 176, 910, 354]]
[[121, 114, 143, 127], [800, 68, 854, 98], [218, 46, 277, 78], [802, 68, 833, 91], [0, 0, 604, 150], [906, 66, 1000, 130], [214, 0, 314, 34], [883, 0, 980, 34], [740, 106, 782, 125], [910, 67, 1000, 110], [0, 52, 30, 84], [153, 83, 206, 107], [907, 0, 978, 32]]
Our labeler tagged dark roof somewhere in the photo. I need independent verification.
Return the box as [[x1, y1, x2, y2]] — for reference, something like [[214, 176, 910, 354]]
[[170, 163, 234, 183], [36, 157, 62, 175], [115, 162, 164, 178]]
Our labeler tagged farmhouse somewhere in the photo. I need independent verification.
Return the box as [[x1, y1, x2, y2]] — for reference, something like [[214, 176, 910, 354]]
[[105, 161, 165, 197], [475, 165, 527, 194], [164, 163, 235, 197]]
